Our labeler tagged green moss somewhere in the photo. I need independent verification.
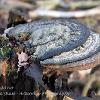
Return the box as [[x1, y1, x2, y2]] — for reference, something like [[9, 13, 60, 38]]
[[6, 64, 18, 79], [0, 46, 12, 58], [6, 64, 11, 77]]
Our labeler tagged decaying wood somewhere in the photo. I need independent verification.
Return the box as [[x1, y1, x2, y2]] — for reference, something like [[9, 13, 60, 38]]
[[0, 59, 9, 84]]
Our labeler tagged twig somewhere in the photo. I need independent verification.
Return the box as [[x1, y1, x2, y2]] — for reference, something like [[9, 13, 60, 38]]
[[29, 6, 100, 18]]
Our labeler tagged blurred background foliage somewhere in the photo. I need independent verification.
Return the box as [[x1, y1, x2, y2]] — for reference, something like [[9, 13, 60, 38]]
[[0, 0, 100, 32]]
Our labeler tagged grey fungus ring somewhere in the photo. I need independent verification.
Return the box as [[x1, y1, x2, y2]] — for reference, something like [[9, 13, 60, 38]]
[[6, 19, 100, 72]]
